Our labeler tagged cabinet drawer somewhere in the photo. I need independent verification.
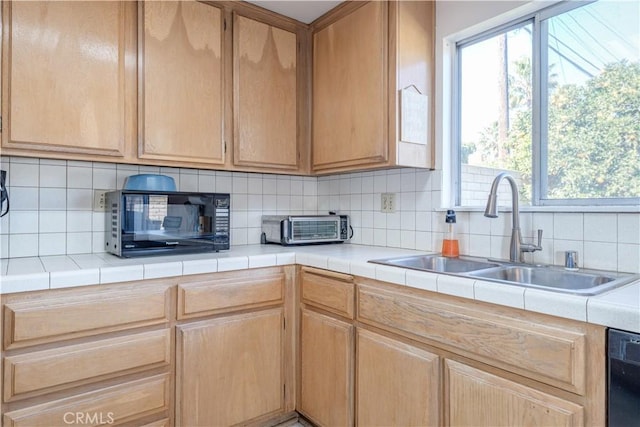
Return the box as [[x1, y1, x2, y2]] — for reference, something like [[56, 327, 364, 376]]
[[178, 268, 284, 319], [357, 284, 587, 394], [4, 329, 171, 402], [3, 374, 171, 427], [301, 267, 354, 319], [3, 282, 173, 350]]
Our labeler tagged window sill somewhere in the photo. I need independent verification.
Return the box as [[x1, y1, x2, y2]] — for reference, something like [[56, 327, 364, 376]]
[[445, 205, 640, 214]]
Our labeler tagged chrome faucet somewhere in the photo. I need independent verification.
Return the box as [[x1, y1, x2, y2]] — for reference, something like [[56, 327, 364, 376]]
[[484, 172, 542, 263]]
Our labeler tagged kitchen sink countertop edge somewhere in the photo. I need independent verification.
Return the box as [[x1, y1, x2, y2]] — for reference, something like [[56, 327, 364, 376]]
[[1, 244, 638, 333]]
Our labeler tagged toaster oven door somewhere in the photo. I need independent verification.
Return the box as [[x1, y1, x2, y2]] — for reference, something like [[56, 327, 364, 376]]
[[288, 216, 342, 244]]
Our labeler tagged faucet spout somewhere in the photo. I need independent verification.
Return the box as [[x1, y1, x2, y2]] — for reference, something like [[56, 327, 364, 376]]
[[484, 172, 533, 262], [484, 172, 520, 229]]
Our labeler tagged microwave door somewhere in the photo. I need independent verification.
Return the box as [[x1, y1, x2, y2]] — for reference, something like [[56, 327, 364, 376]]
[[160, 196, 214, 241]]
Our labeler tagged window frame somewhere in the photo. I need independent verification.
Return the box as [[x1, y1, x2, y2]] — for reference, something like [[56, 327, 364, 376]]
[[454, 0, 639, 207]]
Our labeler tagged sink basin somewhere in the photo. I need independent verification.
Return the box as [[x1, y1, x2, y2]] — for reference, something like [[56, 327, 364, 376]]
[[369, 254, 639, 296], [468, 265, 638, 295], [369, 255, 500, 274]]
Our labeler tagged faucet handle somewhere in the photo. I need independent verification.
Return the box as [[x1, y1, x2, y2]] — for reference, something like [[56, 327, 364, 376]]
[[536, 229, 543, 249], [521, 229, 543, 254]]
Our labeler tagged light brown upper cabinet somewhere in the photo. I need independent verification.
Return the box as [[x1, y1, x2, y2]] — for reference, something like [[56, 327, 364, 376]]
[[311, 1, 435, 174], [139, 1, 225, 166], [233, 14, 301, 172], [1, 1, 136, 159]]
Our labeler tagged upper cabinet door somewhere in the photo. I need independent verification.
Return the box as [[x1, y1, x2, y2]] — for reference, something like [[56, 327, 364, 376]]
[[233, 14, 298, 171], [312, 1, 435, 174], [1, 1, 133, 158], [139, 1, 225, 166], [312, 1, 388, 172]]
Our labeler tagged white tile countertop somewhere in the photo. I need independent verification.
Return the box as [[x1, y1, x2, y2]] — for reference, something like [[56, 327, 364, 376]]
[[1, 244, 638, 333]]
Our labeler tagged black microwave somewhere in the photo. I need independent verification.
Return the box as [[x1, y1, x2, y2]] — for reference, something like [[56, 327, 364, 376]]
[[105, 191, 230, 257]]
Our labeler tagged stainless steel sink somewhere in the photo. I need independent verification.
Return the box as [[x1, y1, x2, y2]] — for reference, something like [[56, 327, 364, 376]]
[[369, 255, 500, 274], [468, 265, 638, 295], [368, 254, 639, 295]]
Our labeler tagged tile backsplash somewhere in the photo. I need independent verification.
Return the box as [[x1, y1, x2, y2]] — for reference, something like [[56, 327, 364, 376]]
[[0, 156, 318, 258], [317, 169, 640, 274], [1, 156, 638, 274]]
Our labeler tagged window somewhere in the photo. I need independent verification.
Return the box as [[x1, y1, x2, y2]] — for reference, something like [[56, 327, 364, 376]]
[[456, 0, 640, 207]]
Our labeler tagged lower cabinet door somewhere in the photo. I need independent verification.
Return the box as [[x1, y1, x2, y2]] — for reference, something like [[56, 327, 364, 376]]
[[176, 308, 285, 426], [299, 309, 354, 427], [446, 360, 584, 426], [356, 329, 440, 427]]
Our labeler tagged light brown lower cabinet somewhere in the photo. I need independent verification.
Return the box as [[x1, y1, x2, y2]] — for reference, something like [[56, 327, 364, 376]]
[[299, 309, 354, 427], [3, 374, 171, 427], [0, 265, 606, 427], [297, 270, 604, 427], [1, 266, 295, 427], [356, 329, 440, 427], [1, 280, 175, 426], [3, 329, 171, 402], [176, 308, 286, 427], [445, 359, 584, 426]]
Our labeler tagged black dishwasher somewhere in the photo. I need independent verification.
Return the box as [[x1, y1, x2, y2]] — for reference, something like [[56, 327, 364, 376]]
[[608, 328, 640, 426]]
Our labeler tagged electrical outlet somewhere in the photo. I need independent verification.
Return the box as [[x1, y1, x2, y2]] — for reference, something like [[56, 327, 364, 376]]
[[381, 193, 396, 213], [93, 190, 109, 212], [387, 192, 396, 212]]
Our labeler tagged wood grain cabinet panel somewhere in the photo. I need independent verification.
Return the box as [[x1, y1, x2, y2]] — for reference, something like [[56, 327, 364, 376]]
[[446, 360, 584, 427], [299, 309, 354, 427], [1, 1, 134, 158], [356, 329, 440, 427], [3, 374, 171, 427], [3, 329, 171, 402], [311, 1, 435, 173], [312, 1, 387, 171], [176, 308, 285, 426], [139, 1, 225, 165], [177, 268, 284, 319], [301, 267, 354, 319], [357, 284, 587, 395], [3, 283, 173, 350], [233, 14, 298, 171], [140, 419, 170, 427]]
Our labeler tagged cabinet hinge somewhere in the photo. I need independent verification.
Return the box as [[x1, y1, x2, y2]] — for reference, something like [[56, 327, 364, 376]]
[[0, 116, 2, 132]]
